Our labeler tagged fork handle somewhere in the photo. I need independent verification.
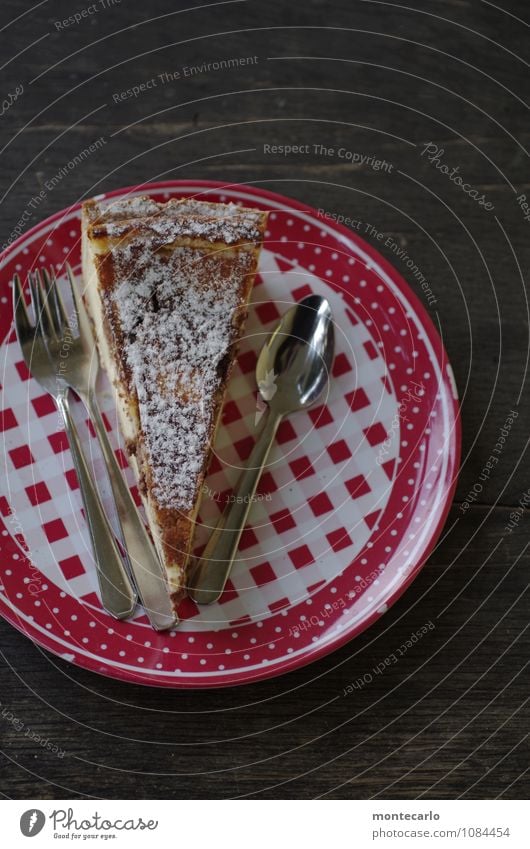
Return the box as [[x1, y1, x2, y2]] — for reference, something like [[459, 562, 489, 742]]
[[86, 393, 177, 631], [57, 393, 137, 619]]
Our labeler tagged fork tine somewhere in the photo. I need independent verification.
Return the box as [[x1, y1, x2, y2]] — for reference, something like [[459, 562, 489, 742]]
[[30, 270, 57, 343], [45, 267, 71, 333], [13, 273, 32, 334], [65, 263, 92, 343], [40, 267, 62, 336], [27, 273, 41, 333], [65, 263, 80, 326]]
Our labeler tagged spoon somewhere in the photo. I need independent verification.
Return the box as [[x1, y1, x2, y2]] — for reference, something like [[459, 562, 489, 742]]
[[189, 294, 335, 605]]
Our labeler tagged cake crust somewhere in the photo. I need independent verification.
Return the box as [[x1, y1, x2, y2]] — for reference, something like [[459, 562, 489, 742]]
[[81, 194, 267, 609]]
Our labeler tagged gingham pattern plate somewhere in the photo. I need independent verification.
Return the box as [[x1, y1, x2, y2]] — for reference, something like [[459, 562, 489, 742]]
[[0, 181, 460, 688]]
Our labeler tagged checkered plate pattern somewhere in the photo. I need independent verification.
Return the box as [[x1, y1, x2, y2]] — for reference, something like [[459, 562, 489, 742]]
[[0, 182, 460, 688]]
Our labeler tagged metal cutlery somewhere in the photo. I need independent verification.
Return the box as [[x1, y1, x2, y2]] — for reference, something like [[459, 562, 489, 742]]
[[13, 270, 137, 620], [15, 265, 332, 622], [190, 295, 335, 605]]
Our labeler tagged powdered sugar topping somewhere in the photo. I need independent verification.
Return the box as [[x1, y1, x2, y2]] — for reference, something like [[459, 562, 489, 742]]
[[110, 243, 253, 510], [92, 197, 264, 245]]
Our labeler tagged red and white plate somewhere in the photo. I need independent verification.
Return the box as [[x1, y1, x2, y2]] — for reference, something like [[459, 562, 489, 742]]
[[0, 181, 460, 688]]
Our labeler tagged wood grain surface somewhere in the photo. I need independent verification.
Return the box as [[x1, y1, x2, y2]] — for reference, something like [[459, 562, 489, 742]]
[[0, 0, 528, 799]]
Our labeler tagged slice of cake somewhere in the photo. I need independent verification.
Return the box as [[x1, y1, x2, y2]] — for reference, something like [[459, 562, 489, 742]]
[[81, 193, 267, 612]]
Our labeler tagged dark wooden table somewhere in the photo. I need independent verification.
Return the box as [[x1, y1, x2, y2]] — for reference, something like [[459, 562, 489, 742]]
[[1, 0, 528, 800]]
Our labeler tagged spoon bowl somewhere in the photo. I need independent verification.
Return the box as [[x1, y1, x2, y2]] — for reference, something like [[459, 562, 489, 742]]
[[256, 295, 335, 414]]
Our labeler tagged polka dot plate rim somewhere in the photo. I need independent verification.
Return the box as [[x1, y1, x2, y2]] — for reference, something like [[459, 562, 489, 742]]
[[0, 180, 461, 688]]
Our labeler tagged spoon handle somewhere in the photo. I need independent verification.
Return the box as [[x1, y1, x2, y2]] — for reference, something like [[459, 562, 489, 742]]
[[190, 409, 283, 604]]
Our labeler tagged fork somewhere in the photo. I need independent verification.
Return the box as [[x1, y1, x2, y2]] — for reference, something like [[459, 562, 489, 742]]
[[52, 265, 177, 631], [13, 271, 137, 619]]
